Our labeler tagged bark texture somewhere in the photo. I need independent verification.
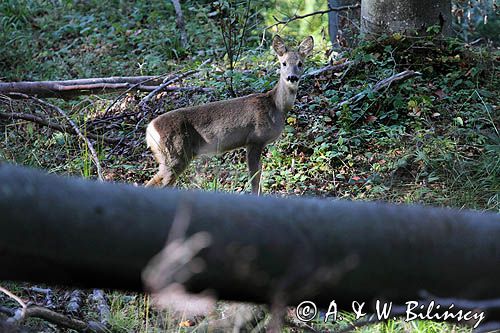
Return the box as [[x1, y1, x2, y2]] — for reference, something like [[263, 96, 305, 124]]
[[0, 164, 499, 313], [361, 0, 452, 37]]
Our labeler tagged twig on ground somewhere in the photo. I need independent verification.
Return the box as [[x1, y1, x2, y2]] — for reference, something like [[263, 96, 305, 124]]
[[90, 289, 110, 326], [18, 305, 105, 332], [0, 286, 27, 322], [138, 70, 197, 111], [0, 288, 106, 332], [0, 306, 15, 316], [66, 290, 82, 314], [102, 73, 171, 118], [161, 85, 213, 93], [0, 111, 120, 144], [104, 83, 213, 118], [333, 70, 421, 116], [304, 60, 352, 78], [138, 58, 212, 113], [28, 287, 54, 309], [5, 93, 104, 181]]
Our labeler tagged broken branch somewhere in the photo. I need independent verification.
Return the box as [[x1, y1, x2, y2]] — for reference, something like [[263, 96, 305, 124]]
[[139, 58, 212, 112], [334, 70, 421, 114], [0, 286, 27, 322], [2, 305, 107, 332], [265, 4, 360, 31], [8, 93, 104, 181], [304, 60, 352, 78], [0, 111, 120, 144]]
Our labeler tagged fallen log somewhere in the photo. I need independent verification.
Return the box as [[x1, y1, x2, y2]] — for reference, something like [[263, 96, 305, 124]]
[[0, 76, 163, 99], [0, 164, 499, 326], [0, 74, 212, 99], [0, 76, 210, 100]]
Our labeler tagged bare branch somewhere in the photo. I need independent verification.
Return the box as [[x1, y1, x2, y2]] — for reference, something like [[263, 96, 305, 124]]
[[265, 4, 361, 31], [304, 60, 352, 78], [336, 70, 421, 111], [29, 287, 54, 309], [7, 93, 104, 181], [101, 73, 172, 117], [0, 111, 120, 144], [139, 59, 212, 112], [0, 288, 105, 332], [0, 286, 27, 321], [20, 305, 105, 332]]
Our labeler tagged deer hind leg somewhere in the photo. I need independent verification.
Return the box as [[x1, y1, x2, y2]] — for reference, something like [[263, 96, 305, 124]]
[[145, 122, 178, 187], [145, 171, 163, 187], [147, 146, 196, 188], [146, 121, 200, 188], [160, 156, 191, 187], [145, 150, 171, 187], [146, 151, 189, 187], [146, 138, 191, 188]]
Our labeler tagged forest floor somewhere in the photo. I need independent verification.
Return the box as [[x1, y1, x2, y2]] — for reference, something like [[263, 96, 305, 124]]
[[0, 1, 499, 332]]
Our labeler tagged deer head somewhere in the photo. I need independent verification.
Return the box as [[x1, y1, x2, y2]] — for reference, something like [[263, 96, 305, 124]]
[[272, 35, 314, 89]]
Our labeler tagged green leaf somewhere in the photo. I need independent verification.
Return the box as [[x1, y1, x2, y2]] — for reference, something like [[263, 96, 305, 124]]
[[453, 117, 464, 126]]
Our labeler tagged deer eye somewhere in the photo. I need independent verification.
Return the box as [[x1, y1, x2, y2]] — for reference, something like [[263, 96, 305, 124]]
[[298, 61, 303, 67], [282, 62, 287, 66]]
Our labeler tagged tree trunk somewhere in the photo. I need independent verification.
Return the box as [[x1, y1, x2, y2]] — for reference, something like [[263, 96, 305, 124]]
[[361, 0, 452, 37], [0, 163, 499, 322], [328, 0, 359, 48], [171, 0, 188, 48]]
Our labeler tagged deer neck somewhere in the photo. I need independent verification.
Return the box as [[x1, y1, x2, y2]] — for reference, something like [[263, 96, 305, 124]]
[[272, 77, 298, 114]]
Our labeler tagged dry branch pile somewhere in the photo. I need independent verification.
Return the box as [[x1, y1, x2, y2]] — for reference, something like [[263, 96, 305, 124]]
[[0, 66, 215, 184]]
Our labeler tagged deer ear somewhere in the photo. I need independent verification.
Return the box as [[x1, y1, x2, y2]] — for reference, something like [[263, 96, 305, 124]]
[[272, 35, 288, 57], [299, 36, 314, 57]]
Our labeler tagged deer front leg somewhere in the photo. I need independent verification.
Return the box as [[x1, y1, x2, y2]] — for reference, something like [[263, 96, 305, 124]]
[[246, 144, 264, 195]]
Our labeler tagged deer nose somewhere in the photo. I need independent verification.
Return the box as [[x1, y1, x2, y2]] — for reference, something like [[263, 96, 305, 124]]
[[287, 75, 299, 83]]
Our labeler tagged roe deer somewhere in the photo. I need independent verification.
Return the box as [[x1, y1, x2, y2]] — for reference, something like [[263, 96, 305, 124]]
[[145, 35, 314, 194]]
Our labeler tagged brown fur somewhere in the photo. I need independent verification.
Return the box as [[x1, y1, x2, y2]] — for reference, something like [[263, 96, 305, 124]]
[[145, 35, 314, 194]]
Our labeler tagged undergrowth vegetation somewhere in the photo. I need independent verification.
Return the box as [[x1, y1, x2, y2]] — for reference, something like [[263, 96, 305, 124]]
[[0, 0, 498, 332]]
